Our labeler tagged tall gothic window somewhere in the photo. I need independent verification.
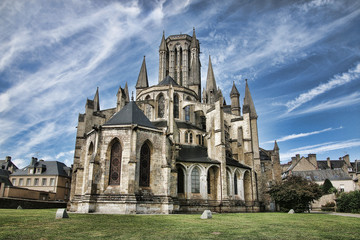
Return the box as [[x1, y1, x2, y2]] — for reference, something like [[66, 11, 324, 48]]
[[185, 132, 188, 143], [184, 106, 190, 121], [191, 167, 200, 193], [158, 94, 165, 118], [139, 143, 151, 187], [173, 94, 179, 118], [177, 167, 184, 194], [207, 170, 211, 194], [109, 141, 122, 185], [234, 173, 238, 195], [145, 95, 152, 120]]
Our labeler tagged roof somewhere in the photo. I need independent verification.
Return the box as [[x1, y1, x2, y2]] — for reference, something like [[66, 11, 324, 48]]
[[230, 82, 240, 97], [226, 158, 251, 169], [291, 169, 352, 182], [177, 145, 219, 164], [11, 161, 71, 177], [104, 101, 158, 129], [135, 56, 149, 88], [157, 75, 179, 86]]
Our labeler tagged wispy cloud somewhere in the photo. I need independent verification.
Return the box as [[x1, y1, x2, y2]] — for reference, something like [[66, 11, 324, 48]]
[[285, 63, 360, 112], [265, 127, 342, 144], [280, 139, 360, 161]]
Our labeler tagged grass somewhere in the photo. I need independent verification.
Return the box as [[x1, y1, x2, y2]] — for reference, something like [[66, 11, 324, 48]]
[[0, 209, 359, 240]]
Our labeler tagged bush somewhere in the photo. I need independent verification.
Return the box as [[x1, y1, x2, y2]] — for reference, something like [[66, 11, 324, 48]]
[[336, 191, 360, 213], [322, 179, 334, 194], [268, 175, 322, 213]]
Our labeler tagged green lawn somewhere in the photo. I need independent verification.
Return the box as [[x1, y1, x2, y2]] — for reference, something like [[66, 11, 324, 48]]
[[0, 209, 359, 240]]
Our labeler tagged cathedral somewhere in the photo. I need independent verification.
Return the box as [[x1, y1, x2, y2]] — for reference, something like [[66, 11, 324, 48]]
[[69, 29, 281, 214]]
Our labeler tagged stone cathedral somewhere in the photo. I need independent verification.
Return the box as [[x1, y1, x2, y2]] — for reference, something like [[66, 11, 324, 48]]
[[69, 29, 281, 214]]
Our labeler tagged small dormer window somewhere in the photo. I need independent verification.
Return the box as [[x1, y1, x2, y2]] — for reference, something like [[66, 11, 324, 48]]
[[29, 168, 34, 174], [36, 168, 42, 174]]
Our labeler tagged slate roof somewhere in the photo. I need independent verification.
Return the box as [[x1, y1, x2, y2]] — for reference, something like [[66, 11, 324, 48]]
[[226, 158, 251, 169], [157, 75, 179, 86], [177, 145, 219, 164], [104, 101, 158, 129], [11, 161, 71, 177], [291, 169, 352, 182]]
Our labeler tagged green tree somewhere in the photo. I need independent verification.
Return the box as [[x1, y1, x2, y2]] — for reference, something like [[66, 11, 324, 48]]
[[268, 175, 322, 213], [322, 179, 334, 194]]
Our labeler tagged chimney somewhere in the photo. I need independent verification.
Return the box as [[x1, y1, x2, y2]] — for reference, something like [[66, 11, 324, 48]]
[[296, 154, 300, 161], [308, 154, 317, 168], [327, 157, 331, 168], [5, 156, 11, 162], [343, 154, 350, 166], [31, 157, 37, 166]]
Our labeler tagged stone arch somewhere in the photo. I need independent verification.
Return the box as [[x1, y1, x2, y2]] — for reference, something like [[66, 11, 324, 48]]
[[176, 164, 186, 195], [206, 165, 220, 200], [108, 138, 122, 185], [243, 170, 252, 203]]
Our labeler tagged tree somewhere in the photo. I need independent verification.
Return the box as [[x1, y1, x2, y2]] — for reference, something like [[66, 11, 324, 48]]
[[322, 179, 334, 194], [268, 175, 322, 213]]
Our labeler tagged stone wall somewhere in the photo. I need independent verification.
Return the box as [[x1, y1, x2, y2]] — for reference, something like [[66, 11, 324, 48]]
[[0, 197, 66, 209]]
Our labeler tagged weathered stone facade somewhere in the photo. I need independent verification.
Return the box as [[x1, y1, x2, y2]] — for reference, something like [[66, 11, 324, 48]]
[[69, 29, 281, 214]]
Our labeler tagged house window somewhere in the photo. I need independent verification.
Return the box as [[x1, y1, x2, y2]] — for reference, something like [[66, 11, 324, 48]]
[[50, 178, 55, 186], [34, 178, 39, 186], [185, 131, 193, 144], [109, 141, 122, 185], [191, 167, 200, 193], [340, 184, 345, 192], [26, 178, 31, 186], [177, 167, 184, 194], [157, 94, 165, 118], [19, 178, 24, 186], [29, 168, 34, 174], [173, 94, 179, 118], [139, 143, 151, 187], [36, 168, 41, 174], [12, 178, 16, 186], [42, 178, 47, 186]]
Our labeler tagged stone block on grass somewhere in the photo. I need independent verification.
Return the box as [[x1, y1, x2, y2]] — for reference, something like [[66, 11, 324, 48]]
[[201, 210, 212, 219], [56, 208, 69, 219]]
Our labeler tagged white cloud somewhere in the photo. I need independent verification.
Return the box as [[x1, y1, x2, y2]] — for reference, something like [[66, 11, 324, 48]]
[[265, 127, 342, 144], [285, 63, 360, 112], [280, 139, 360, 162]]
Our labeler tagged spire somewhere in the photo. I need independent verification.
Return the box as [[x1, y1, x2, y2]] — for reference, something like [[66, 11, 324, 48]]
[[124, 82, 130, 103], [206, 55, 217, 92], [190, 27, 198, 49], [243, 79, 257, 119], [274, 140, 279, 151], [93, 87, 100, 111], [159, 31, 167, 51], [189, 52, 200, 85], [230, 81, 240, 97], [136, 56, 149, 89]]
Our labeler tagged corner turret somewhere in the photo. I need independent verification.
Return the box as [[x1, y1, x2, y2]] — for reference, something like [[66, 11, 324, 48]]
[[230, 81, 240, 116]]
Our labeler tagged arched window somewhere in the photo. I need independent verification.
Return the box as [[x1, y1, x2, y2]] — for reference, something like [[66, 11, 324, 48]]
[[184, 106, 190, 121], [88, 142, 94, 156], [177, 167, 184, 194], [173, 94, 179, 118], [109, 141, 122, 185], [145, 95, 152, 120], [158, 94, 165, 118], [191, 167, 200, 193], [207, 171, 211, 194], [234, 173, 238, 195], [185, 132, 188, 143], [189, 132, 193, 143], [139, 143, 151, 187]]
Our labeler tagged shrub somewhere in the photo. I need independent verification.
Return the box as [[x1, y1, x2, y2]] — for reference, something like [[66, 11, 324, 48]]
[[322, 179, 334, 194], [268, 175, 322, 213], [336, 191, 360, 213]]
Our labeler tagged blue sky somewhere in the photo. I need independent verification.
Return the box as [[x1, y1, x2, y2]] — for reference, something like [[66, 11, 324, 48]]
[[0, 0, 359, 168]]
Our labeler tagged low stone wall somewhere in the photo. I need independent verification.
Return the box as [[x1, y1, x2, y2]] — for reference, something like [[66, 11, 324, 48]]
[[312, 193, 336, 210], [0, 197, 67, 209]]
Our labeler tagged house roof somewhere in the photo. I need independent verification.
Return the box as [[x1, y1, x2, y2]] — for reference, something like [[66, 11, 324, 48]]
[[11, 161, 71, 177], [226, 158, 251, 169], [177, 145, 219, 164], [291, 169, 352, 182], [104, 101, 157, 129]]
